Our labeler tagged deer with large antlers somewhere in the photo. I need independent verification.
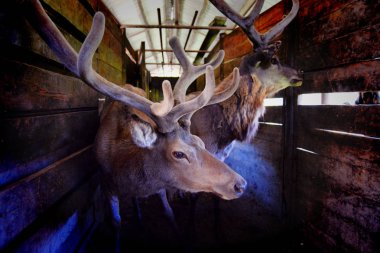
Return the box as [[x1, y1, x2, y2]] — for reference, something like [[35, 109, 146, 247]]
[[190, 0, 302, 160], [16, 0, 247, 246]]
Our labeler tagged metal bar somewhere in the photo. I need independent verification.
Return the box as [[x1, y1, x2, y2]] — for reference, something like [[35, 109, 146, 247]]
[[142, 49, 211, 53], [175, 0, 180, 25], [120, 24, 233, 30], [184, 10, 199, 50], [146, 62, 180, 65], [157, 8, 165, 64]]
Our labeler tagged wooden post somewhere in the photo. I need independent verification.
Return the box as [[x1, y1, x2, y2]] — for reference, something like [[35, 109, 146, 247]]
[[281, 0, 299, 226], [219, 32, 226, 81], [139, 41, 149, 95]]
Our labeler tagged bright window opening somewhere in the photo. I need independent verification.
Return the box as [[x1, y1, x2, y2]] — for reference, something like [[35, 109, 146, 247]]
[[264, 98, 283, 106], [298, 92, 379, 105]]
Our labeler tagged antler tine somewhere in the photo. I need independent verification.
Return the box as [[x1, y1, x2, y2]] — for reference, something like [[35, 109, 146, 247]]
[[245, 0, 265, 25], [179, 67, 240, 127], [24, 0, 79, 75], [207, 67, 240, 105], [78, 12, 160, 119], [167, 66, 216, 124], [209, 0, 263, 46], [169, 37, 224, 103], [210, 0, 299, 47], [262, 0, 299, 45], [150, 81, 174, 116]]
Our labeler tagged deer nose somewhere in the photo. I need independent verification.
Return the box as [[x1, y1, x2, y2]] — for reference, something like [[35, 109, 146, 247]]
[[233, 178, 247, 195]]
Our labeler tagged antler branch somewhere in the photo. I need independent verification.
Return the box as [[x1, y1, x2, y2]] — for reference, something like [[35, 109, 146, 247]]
[[169, 37, 224, 103], [210, 0, 299, 47]]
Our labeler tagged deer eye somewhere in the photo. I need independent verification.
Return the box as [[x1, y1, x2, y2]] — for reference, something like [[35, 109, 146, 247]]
[[172, 151, 186, 159], [271, 58, 279, 65]]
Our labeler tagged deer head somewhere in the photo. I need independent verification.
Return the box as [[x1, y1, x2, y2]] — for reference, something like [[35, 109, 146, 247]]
[[21, 0, 246, 200], [210, 0, 303, 93]]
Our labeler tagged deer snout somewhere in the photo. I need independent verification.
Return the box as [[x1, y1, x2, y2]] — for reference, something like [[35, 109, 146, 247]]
[[234, 177, 247, 196]]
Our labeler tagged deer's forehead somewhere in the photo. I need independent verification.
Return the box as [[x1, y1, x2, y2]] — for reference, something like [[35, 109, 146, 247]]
[[165, 129, 205, 148]]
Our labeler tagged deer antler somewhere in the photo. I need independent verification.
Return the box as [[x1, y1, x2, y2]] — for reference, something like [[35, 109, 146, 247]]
[[78, 12, 218, 133], [169, 37, 224, 103], [210, 0, 299, 47], [169, 36, 240, 112], [23, 0, 229, 133]]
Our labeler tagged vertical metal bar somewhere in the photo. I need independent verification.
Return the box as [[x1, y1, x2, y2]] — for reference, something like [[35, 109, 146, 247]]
[[157, 8, 165, 65], [184, 10, 199, 50]]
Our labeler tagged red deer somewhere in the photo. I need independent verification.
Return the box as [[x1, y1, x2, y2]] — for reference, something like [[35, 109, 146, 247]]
[[18, 0, 247, 242], [190, 0, 303, 160]]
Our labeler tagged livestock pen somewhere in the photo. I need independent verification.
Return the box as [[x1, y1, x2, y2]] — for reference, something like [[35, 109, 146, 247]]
[[0, 0, 379, 253]]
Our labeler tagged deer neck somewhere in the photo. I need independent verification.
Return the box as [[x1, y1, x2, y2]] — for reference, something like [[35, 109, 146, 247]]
[[219, 72, 269, 143]]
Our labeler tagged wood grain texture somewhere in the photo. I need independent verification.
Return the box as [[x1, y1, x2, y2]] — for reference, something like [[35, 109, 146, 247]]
[[0, 146, 98, 250], [299, 0, 380, 49], [300, 60, 380, 93], [259, 107, 283, 124], [7, 174, 101, 253], [296, 150, 380, 252], [296, 23, 380, 71], [0, 110, 98, 187], [298, 105, 380, 137], [0, 59, 99, 113]]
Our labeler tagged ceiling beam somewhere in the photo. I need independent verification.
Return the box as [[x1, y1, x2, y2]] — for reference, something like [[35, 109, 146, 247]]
[[141, 49, 211, 53], [146, 62, 180, 65], [120, 24, 234, 30]]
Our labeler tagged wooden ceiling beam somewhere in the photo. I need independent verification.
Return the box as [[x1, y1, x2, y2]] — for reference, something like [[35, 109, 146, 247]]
[[120, 24, 234, 30]]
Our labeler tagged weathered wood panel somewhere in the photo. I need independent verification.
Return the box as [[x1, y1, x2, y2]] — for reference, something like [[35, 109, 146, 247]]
[[259, 107, 283, 124], [255, 124, 283, 144], [0, 59, 98, 113], [297, 128, 380, 168], [298, 105, 380, 137], [0, 110, 98, 186], [296, 22, 380, 71], [296, 150, 380, 252], [300, 60, 380, 93], [298, 0, 352, 23], [4, 173, 100, 253], [299, 0, 380, 49], [0, 146, 98, 250]]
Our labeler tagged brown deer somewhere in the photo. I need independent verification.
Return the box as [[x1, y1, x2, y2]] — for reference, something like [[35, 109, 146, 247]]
[[18, 0, 247, 242], [190, 0, 303, 160]]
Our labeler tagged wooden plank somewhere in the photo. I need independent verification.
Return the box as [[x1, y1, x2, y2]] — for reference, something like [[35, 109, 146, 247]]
[[300, 60, 380, 93], [251, 137, 283, 162], [296, 152, 380, 253], [259, 106, 283, 124], [0, 110, 98, 187], [296, 128, 380, 168], [0, 146, 98, 250], [296, 23, 380, 71], [298, 0, 352, 24], [298, 105, 380, 137], [299, 0, 380, 49], [255, 123, 283, 144], [297, 150, 380, 205], [0, 60, 99, 113], [5, 173, 100, 253]]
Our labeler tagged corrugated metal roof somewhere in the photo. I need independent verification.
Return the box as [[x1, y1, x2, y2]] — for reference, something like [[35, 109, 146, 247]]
[[101, 0, 281, 77]]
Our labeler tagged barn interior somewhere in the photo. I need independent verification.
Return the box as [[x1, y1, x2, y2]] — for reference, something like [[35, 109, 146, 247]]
[[0, 0, 379, 253]]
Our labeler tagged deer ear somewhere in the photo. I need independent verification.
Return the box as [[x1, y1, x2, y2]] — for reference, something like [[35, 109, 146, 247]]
[[130, 120, 157, 148]]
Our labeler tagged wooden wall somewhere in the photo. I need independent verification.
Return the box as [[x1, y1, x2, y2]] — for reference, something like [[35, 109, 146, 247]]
[[294, 0, 380, 252], [0, 0, 130, 251]]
